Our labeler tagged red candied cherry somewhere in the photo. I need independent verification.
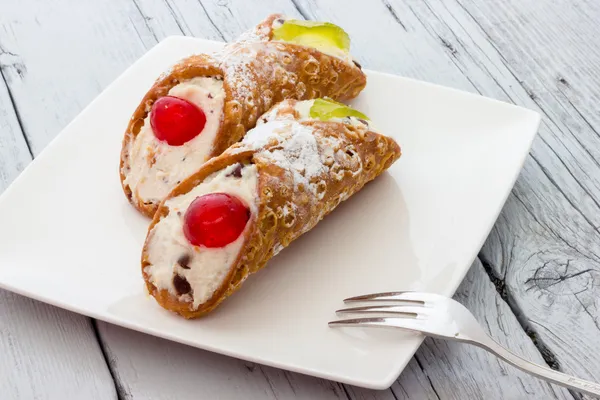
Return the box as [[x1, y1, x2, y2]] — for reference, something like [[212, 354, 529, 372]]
[[183, 193, 250, 248], [150, 96, 206, 146]]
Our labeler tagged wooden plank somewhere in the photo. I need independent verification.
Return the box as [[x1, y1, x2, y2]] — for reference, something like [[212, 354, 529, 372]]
[[0, 0, 153, 154], [132, 0, 302, 42], [0, 68, 116, 399], [0, 1, 163, 399], [0, 290, 117, 400], [431, 0, 600, 395], [130, 0, 224, 43], [98, 322, 351, 400], [173, 0, 302, 41], [291, 0, 477, 91], [0, 68, 30, 192]]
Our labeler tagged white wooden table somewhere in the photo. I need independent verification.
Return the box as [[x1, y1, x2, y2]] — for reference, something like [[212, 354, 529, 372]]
[[1, 0, 599, 399]]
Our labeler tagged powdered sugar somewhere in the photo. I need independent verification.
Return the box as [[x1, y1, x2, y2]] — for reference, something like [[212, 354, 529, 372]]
[[273, 123, 326, 184], [243, 120, 329, 197], [220, 46, 260, 100], [242, 120, 291, 147]]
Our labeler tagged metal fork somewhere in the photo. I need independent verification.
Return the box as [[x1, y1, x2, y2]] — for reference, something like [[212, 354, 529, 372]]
[[329, 292, 600, 397]]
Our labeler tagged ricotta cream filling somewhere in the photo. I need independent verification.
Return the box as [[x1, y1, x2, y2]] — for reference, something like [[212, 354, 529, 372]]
[[145, 163, 258, 309], [124, 77, 225, 205]]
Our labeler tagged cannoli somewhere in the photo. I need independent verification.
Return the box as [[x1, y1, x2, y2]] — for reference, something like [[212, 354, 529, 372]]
[[120, 14, 367, 217], [141, 98, 401, 318]]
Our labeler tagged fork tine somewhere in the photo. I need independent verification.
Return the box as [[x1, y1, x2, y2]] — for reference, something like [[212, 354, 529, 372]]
[[344, 291, 409, 302], [329, 317, 388, 326], [343, 291, 438, 304], [328, 317, 425, 334], [344, 292, 424, 304], [336, 305, 430, 317]]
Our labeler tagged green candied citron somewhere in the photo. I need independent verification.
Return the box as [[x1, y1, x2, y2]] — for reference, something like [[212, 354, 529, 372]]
[[272, 19, 350, 53], [309, 98, 369, 121]]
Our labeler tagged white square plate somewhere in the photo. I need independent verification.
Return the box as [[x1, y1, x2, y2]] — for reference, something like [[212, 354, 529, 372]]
[[0, 37, 540, 389]]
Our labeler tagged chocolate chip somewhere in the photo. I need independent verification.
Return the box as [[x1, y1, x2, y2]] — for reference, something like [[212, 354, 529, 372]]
[[358, 118, 369, 126], [182, 156, 186, 162], [227, 163, 244, 178], [208, 93, 213, 99], [277, 18, 285, 24], [177, 211, 182, 217], [177, 254, 191, 269], [173, 274, 192, 295], [352, 60, 362, 69]]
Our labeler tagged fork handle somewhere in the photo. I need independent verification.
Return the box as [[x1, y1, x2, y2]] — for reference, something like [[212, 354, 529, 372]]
[[476, 337, 600, 397]]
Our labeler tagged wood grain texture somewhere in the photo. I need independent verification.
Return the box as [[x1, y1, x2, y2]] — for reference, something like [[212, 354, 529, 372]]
[[0, 76, 116, 398], [408, 260, 571, 400], [0, 66, 30, 192], [0, 1, 157, 398], [328, 0, 600, 395], [98, 322, 350, 400], [442, 1, 600, 397], [0, 291, 117, 400], [0, 0, 598, 398], [0, 0, 153, 154]]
